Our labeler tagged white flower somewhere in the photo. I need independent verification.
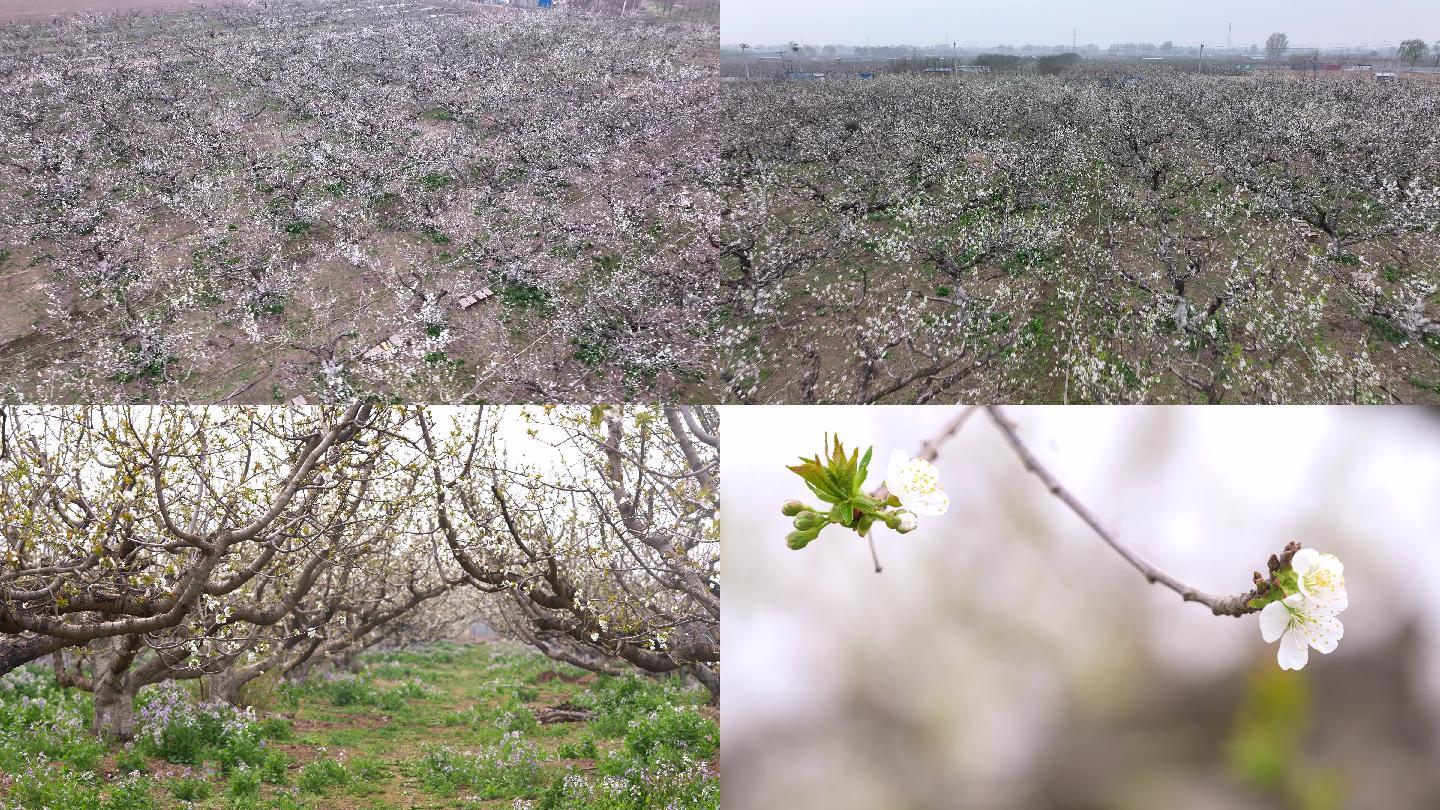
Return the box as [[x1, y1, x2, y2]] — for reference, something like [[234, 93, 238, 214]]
[[885, 451, 948, 516], [1260, 593, 1344, 671], [1290, 548, 1347, 611]]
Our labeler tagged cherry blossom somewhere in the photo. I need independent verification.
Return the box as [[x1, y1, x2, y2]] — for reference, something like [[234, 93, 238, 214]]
[[1260, 593, 1345, 671], [885, 451, 949, 516]]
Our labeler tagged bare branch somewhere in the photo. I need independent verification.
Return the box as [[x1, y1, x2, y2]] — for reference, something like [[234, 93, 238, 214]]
[[984, 406, 1262, 616]]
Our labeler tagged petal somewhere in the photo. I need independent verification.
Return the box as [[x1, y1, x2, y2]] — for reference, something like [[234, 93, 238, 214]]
[[885, 450, 909, 495], [905, 489, 948, 517], [1299, 590, 1347, 617], [1322, 589, 1348, 614], [1300, 615, 1344, 654], [1290, 548, 1319, 574], [1277, 630, 1310, 670], [1296, 552, 1346, 606], [1320, 553, 1344, 576], [1259, 600, 1290, 643]]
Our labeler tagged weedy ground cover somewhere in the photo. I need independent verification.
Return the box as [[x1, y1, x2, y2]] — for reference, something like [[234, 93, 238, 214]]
[[0, 642, 718, 810]]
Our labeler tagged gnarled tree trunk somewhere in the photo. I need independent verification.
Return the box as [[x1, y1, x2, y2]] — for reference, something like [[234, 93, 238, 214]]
[[92, 675, 140, 741]]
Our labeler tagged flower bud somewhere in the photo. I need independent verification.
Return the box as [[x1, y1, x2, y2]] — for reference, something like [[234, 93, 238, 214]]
[[792, 511, 824, 531], [785, 528, 820, 550], [894, 510, 918, 534], [781, 500, 806, 517]]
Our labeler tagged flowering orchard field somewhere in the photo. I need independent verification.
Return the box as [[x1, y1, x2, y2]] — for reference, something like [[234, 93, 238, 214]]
[[0, 642, 719, 810], [0, 404, 720, 808], [0, 1, 720, 402], [716, 71, 1440, 404]]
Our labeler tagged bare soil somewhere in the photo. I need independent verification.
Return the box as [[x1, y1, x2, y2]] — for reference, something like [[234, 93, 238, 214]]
[[0, 0, 223, 24]]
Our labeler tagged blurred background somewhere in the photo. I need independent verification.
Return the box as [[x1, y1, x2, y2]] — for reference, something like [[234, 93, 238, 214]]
[[721, 406, 1440, 810]]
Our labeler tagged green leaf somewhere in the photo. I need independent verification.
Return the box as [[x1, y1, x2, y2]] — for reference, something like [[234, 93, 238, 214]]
[[786, 434, 875, 504], [786, 457, 846, 503]]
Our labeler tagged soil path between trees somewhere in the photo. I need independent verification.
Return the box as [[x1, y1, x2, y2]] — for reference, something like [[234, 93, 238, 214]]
[[0, 0, 227, 24]]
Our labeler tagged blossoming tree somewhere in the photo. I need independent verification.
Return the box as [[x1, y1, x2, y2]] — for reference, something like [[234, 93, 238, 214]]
[[421, 404, 721, 702], [0, 0, 721, 403], [718, 70, 1440, 403]]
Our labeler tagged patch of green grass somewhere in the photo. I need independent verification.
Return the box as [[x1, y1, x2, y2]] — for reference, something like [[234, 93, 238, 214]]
[[1367, 315, 1409, 344], [166, 776, 212, 803], [421, 226, 453, 244], [114, 746, 150, 776], [577, 673, 704, 738], [416, 734, 547, 800], [1, 644, 716, 810], [0, 666, 108, 772], [109, 353, 175, 385], [224, 766, 262, 803], [418, 172, 454, 191], [499, 279, 552, 313], [4, 767, 102, 809], [1407, 376, 1440, 396], [555, 737, 598, 760], [297, 756, 351, 794]]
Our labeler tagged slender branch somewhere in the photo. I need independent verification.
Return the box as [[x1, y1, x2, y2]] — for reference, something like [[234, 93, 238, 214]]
[[984, 406, 1262, 616], [865, 533, 883, 574]]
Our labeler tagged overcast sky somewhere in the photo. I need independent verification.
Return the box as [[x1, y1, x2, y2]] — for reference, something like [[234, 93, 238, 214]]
[[721, 0, 1437, 49]]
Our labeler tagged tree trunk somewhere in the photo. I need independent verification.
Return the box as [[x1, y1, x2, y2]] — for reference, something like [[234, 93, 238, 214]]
[[683, 664, 720, 706], [209, 668, 262, 707], [209, 670, 244, 707], [336, 651, 360, 673], [92, 678, 139, 741]]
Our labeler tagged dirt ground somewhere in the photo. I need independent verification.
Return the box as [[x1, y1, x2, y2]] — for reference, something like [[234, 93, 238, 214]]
[[0, 0, 217, 24]]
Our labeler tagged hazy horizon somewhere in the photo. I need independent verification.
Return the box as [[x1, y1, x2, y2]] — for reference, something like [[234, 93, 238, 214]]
[[721, 0, 1437, 49]]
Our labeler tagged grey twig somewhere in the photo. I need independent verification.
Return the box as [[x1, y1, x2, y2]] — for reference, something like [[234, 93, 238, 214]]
[[985, 406, 1262, 616]]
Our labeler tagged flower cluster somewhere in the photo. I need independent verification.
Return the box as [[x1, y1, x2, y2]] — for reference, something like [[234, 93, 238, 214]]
[[135, 682, 267, 765], [782, 435, 947, 549], [1255, 547, 1348, 671]]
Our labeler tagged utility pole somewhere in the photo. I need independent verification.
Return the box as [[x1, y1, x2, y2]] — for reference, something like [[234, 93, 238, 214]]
[[1199, 42, 1205, 73], [1072, 27, 1076, 51], [1227, 22, 1232, 51]]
